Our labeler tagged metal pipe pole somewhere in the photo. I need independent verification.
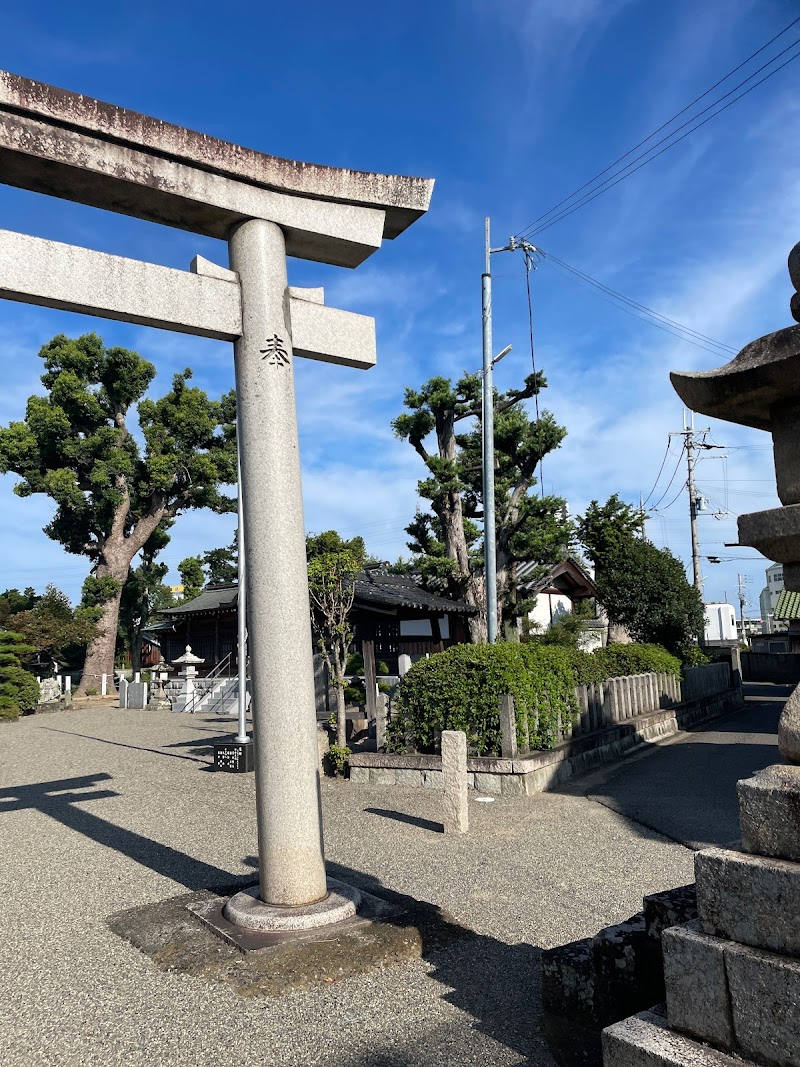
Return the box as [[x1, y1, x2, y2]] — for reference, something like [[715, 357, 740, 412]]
[[482, 216, 498, 643], [234, 441, 249, 744]]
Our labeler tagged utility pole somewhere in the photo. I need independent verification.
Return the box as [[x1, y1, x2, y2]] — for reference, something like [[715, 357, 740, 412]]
[[480, 218, 539, 643], [481, 218, 498, 644], [738, 573, 748, 639], [671, 418, 709, 597], [686, 429, 703, 597]]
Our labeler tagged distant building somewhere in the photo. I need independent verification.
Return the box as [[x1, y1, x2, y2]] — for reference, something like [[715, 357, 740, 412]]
[[759, 562, 785, 634], [517, 558, 605, 651], [704, 602, 737, 645]]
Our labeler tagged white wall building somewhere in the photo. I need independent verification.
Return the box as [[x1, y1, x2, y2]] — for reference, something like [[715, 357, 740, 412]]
[[704, 602, 737, 644], [759, 562, 784, 634]]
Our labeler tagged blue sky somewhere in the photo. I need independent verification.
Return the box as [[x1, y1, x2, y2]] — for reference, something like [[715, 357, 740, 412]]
[[0, 0, 797, 618]]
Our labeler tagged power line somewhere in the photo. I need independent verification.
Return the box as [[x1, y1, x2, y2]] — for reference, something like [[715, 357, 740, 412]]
[[525, 43, 800, 238], [641, 440, 673, 509], [515, 18, 800, 240], [648, 447, 685, 512], [522, 248, 545, 497], [541, 250, 737, 355]]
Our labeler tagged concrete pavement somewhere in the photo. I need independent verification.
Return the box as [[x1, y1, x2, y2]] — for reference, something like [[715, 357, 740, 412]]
[[568, 683, 783, 850], [0, 687, 783, 1066]]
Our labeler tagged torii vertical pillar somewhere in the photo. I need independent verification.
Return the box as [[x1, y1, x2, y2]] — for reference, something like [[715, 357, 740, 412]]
[[229, 219, 325, 906]]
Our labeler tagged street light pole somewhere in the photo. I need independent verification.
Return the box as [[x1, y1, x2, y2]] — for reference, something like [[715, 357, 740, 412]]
[[481, 217, 498, 644], [235, 441, 249, 745]]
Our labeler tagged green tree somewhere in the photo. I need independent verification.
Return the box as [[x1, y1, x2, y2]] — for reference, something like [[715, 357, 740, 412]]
[[12, 585, 97, 669], [0, 333, 237, 694], [0, 630, 39, 720], [306, 530, 367, 747], [178, 556, 206, 602], [202, 534, 238, 585], [577, 494, 644, 643], [392, 371, 570, 640], [577, 496, 703, 655]]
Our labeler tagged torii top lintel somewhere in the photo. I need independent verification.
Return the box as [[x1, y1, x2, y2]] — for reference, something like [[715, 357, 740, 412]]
[[0, 70, 434, 268]]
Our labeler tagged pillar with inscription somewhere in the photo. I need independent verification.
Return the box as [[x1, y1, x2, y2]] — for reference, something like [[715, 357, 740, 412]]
[[0, 69, 433, 929]]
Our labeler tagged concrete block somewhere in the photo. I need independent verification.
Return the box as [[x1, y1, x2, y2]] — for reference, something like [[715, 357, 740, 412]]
[[474, 772, 502, 795], [501, 774, 524, 797], [541, 937, 596, 1025], [662, 923, 734, 1049], [421, 769, 443, 789], [441, 730, 468, 834], [725, 939, 800, 1067], [643, 884, 697, 944], [369, 768, 398, 786], [395, 768, 424, 787], [602, 1010, 745, 1067], [739, 763, 800, 862], [592, 915, 657, 1023], [696, 846, 800, 956], [348, 766, 369, 785]]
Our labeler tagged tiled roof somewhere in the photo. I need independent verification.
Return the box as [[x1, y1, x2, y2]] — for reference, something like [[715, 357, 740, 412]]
[[161, 573, 475, 618], [161, 584, 238, 615], [775, 588, 800, 620], [352, 570, 475, 615]]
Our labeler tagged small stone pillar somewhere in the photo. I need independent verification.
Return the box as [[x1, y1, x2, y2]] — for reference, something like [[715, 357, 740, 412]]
[[398, 653, 412, 677], [172, 645, 205, 713], [499, 693, 517, 759], [730, 646, 743, 690], [100, 673, 107, 697], [375, 691, 388, 752], [64, 674, 71, 694], [442, 730, 468, 834], [118, 677, 128, 708]]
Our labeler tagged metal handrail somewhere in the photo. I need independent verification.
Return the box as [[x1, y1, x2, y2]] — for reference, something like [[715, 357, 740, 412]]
[[183, 649, 235, 714]]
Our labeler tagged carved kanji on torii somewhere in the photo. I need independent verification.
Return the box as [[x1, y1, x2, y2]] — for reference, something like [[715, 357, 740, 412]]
[[0, 71, 433, 928]]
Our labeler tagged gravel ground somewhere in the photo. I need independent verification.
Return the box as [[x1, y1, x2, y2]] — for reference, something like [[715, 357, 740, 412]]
[[0, 704, 700, 1067]]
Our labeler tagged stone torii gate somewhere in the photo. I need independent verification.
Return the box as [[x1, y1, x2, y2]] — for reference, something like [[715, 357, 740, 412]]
[[0, 71, 432, 928]]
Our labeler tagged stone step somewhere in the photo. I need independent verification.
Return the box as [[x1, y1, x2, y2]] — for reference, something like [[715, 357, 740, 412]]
[[602, 1009, 748, 1067], [662, 922, 800, 1067], [738, 763, 800, 863], [695, 847, 800, 957]]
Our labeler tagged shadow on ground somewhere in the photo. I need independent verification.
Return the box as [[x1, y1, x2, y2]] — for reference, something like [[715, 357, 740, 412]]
[[563, 690, 782, 850]]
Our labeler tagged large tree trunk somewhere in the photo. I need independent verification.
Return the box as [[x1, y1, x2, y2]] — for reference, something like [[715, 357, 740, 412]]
[[130, 629, 143, 674], [78, 575, 125, 695], [77, 500, 166, 697]]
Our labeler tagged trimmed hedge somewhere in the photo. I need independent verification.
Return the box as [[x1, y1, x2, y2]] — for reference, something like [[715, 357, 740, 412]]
[[386, 642, 579, 756], [387, 641, 683, 756]]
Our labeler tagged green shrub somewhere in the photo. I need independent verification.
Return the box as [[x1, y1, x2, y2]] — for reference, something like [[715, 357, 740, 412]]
[[682, 645, 710, 668], [591, 643, 681, 680], [327, 744, 351, 776], [0, 665, 40, 719], [387, 642, 578, 756], [0, 631, 38, 720]]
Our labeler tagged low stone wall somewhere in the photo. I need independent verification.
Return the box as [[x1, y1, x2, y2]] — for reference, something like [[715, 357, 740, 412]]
[[348, 686, 744, 795], [541, 884, 697, 1067]]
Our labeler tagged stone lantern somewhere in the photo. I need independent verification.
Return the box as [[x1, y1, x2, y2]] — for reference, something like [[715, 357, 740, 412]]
[[172, 645, 205, 714]]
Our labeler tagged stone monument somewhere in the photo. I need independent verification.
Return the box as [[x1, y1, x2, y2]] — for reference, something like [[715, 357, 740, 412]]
[[0, 71, 432, 930], [602, 245, 800, 1066]]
